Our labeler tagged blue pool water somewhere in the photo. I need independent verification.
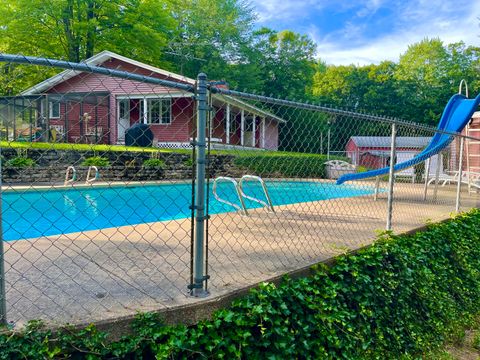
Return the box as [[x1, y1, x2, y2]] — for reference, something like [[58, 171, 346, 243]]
[[4, 181, 375, 241]]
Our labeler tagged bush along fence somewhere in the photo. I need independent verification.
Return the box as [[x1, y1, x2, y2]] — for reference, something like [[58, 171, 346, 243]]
[[2, 209, 480, 359], [0, 54, 478, 328]]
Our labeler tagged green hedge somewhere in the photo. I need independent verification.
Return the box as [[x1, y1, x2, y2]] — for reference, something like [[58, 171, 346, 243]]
[[233, 153, 347, 178], [2, 210, 480, 359]]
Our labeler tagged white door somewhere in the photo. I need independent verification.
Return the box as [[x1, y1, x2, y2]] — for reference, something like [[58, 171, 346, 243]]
[[117, 99, 130, 142]]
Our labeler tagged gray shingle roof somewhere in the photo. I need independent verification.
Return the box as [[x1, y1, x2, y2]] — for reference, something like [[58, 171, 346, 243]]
[[350, 136, 431, 148]]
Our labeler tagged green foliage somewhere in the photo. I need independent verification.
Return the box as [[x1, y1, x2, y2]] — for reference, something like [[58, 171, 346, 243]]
[[81, 156, 110, 167], [183, 158, 193, 167], [142, 158, 166, 169], [356, 165, 370, 173], [233, 153, 346, 178], [5, 156, 35, 168], [2, 210, 480, 358], [311, 38, 480, 126]]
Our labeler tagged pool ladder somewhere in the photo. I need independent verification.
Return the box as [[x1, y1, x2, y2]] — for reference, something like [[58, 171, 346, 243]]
[[64, 165, 99, 185], [85, 166, 100, 184], [64, 166, 77, 185], [212, 175, 275, 215]]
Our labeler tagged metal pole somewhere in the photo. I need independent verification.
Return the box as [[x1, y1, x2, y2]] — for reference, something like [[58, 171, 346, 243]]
[[433, 153, 441, 202], [386, 123, 397, 231], [374, 176, 380, 201], [192, 73, 209, 297], [423, 158, 431, 201], [225, 104, 230, 144], [327, 127, 331, 160], [0, 146, 7, 325], [455, 137, 465, 213]]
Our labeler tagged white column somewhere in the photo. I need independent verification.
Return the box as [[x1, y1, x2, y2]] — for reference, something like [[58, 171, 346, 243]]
[[252, 115, 256, 147], [241, 109, 245, 146], [261, 117, 266, 149], [226, 104, 230, 144], [143, 98, 148, 124]]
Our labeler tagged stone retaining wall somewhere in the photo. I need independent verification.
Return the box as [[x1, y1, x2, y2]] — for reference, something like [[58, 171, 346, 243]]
[[2, 148, 245, 184]]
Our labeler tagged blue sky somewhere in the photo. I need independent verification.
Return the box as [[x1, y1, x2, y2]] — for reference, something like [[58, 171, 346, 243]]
[[250, 0, 480, 65]]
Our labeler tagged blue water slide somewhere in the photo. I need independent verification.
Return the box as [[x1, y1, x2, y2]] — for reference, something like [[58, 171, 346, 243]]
[[336, 93, 480, 185]]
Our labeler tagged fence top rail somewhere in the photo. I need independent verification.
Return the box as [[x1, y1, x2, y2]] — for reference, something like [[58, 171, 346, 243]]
[[0, 53, 195, 93], [210, 85, 480, 142]]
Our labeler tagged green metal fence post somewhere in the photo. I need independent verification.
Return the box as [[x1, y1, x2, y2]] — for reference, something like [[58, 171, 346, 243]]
[[0, 147, 7, 325], [192, 73, 209, 297]]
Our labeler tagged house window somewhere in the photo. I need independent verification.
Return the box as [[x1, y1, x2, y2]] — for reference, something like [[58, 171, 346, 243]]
[[49, 102, 60, 119], [147, 98, 171, 124]]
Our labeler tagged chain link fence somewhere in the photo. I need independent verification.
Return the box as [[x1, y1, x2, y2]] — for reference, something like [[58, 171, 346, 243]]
[[0, 53, 479, 328]]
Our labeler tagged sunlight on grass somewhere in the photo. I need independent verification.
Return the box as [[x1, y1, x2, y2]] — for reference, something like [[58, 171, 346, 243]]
[[0, 141, 177, 153]]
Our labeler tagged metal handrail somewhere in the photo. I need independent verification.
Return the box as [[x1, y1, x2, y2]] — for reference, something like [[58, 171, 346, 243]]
[[459, 79, 469, 98], [238, 175, 275, 212], [212, 177, 248, 215], [85, 166, 99, 184], [64, 166, 77, 186]]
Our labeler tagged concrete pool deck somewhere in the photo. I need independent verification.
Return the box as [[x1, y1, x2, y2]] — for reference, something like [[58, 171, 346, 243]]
[[3, 180, 480, 327]]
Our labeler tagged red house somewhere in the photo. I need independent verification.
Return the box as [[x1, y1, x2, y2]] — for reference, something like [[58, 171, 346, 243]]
[[0, 51, 284, 150]]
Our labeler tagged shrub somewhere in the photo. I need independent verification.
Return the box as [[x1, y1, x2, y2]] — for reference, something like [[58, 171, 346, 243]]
[[233, 153, 348, 178], [5, 157, 35, 168], [81, 156, 110, 167], [356, 165, 370, 173], [2, 210, 480, 359], [143, 158, 166, 169]]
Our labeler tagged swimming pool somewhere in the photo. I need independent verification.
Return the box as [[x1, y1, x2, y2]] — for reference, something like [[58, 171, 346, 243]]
[[4, 181, 375, 241]]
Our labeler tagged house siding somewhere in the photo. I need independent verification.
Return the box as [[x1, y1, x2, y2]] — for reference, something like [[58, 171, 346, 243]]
[[47, 58, 193, 144], [41, 56, 280, 148]]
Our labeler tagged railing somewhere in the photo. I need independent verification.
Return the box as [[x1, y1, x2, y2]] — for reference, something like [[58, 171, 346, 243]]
[[238, 175, 275, 212]]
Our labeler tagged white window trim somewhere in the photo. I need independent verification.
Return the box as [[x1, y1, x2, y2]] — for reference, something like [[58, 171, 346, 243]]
[[116, 93, 188, 100], [146, 98, 172, 125], [49, 101, 60, 119]]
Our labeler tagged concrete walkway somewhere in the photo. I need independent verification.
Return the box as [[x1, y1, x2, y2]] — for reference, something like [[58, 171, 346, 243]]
[[3, 180, 479, 326]]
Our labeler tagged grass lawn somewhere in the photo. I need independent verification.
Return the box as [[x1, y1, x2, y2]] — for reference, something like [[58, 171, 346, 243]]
[[0, 141, 179, 153], [0, 140, 337, 159]]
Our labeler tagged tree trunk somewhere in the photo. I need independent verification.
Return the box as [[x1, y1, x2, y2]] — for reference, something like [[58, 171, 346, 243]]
[[85, 0, 97, 59], [62, 0, 80, 62]]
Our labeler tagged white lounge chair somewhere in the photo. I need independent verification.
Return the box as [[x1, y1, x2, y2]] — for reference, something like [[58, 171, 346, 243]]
[[427, 170, 480, 189]]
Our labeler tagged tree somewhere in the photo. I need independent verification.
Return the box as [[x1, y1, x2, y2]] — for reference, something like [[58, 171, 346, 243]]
[[164, 0, 256, 79], [395, 38, 480, 125], [0, 0, 174, 64], [247, 28, 317, 99]]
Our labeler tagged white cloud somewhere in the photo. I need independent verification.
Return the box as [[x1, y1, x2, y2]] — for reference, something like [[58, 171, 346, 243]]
[[250, 0, 335, 23], [316, 21, 479, 66], [249, 0, 480, 65]]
